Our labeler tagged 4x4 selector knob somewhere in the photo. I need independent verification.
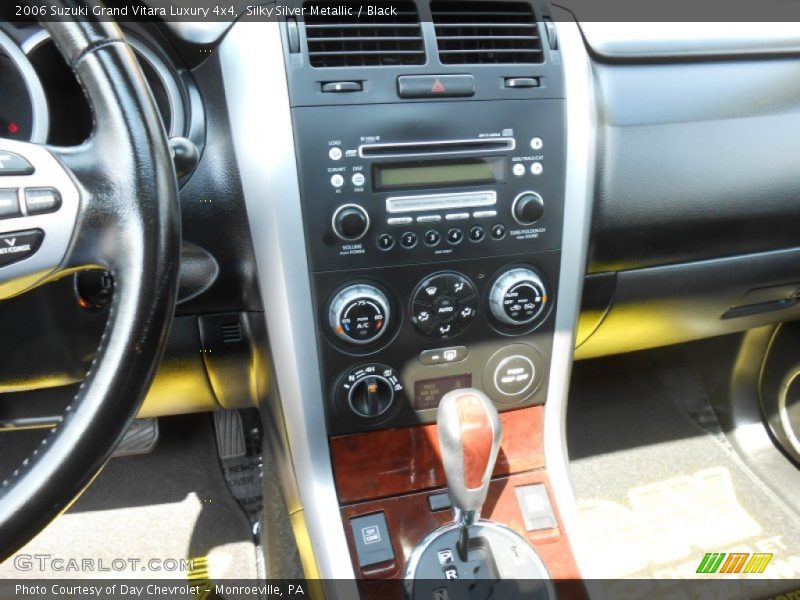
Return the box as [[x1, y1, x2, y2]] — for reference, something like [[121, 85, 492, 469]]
[[512, 191, 544, 226], [332, 204, 370, 241], [489, 267, 548, 327], [328, 284, 391, 345]]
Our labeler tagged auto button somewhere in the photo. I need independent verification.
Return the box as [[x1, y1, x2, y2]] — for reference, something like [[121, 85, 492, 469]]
[[0, 229, 44, 267]]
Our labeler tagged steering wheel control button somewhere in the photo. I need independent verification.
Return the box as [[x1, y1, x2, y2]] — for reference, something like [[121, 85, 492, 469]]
[[0, 229, 44, 268], [424, 230, 441, 247], [446, 227, 463, 245], [469, 225, 485, 242], [482, 344, 545, 405], [489, 267, 548, 327], [328, 147, 343, 161], [400, 231, 418, 248], [24, 188, 62, 215], [420, 346, 468, 366], [512, 191, 545, 226], [491, 223, 507, 240], [377, 233, 395, 251], [0, 189, 21, 219], [494, 355, 536, 397], [332, 204, 370, 241], [411, 273, 477, 339], [0, 152, 34, 176], [530, 137, 544, 150], [328, 284, 391, 345]]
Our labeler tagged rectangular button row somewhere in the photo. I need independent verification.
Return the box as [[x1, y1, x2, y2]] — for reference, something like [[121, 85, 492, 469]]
[[387, 210, 497, 226], [0, 188, 62, 220]]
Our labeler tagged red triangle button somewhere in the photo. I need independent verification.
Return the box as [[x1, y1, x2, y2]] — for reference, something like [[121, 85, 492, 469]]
[[431, 78, 446, 93]]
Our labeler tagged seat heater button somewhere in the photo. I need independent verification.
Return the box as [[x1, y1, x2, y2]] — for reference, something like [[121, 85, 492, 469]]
[[0, 229, 44, 267], [25, 187, 62, 215], [0, 189, 21, 219], [0, 152, 34, 176]]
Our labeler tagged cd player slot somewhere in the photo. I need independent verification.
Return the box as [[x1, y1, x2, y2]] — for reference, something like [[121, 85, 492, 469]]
[[386, 191, 497, 214], [359, 138, 515, 158]]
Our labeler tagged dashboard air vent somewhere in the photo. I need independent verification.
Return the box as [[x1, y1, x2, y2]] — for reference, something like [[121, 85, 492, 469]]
[[431, 1, 543, 64], [304, 1, 425, 67]]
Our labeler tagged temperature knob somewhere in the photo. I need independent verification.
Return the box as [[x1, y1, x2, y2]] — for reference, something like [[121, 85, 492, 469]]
[[332, 204, 370, 241], [328, 284, 391, 345], [489, 268, 548, 327]]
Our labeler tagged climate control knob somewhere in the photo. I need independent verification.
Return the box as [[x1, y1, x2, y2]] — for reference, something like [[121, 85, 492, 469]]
[[328, 284, 391, 345], [489, 268, 548, 327], [512, 191, 544, 225], [332, 204, 370, 241]]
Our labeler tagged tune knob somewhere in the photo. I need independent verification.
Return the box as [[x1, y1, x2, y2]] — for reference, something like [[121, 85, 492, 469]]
[[489, 268, 548, 327], [512, 191, 544, 225], [332, 204, 370, 241], [328, 284, 391, 345]]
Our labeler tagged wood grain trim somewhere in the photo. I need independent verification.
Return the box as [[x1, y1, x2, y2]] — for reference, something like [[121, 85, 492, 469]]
[[330, 405, 544, 504]]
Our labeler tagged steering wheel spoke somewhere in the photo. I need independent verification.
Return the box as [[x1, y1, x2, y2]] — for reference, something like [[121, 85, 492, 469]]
[[0, 137, 83, 299]]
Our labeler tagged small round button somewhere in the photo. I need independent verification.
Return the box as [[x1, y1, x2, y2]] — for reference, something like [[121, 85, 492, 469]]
[[352, 172, 366, 187], [512, 192, 545, 226], [493, 355, 536, 397], [512, 163, 526, 177], [328, 147, 343, 161], [331, 174, 344, 188], [530, 137, 543, 151], [377, 233, 394, 251], [446, 227, 463, 245], [424, 230, 441, 246], [530, 162, 543, 175], [491, 223, 507, 240], [469, 225, 485, 242], [401, 231, 418, 248]]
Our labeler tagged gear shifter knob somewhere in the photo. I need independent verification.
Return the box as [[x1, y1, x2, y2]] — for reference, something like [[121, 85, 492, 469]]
[[437, 388, 502, 527]]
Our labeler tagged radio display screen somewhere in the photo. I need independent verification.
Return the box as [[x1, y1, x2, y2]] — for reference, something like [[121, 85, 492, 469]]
[[373, 158, 505, 191]]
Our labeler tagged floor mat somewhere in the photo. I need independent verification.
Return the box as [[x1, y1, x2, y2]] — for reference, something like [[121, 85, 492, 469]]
[[0, 415, 259, 582], [568, 351, 800, 593]]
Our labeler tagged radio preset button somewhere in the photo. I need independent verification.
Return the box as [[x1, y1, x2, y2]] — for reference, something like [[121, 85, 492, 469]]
[[332, 204, 370, 241], [400, 231, 418, 248], [417, 214, 442, 224], [352, 173, 366, 187], [446, 228, 463, 245], [328, 147, 343, 161], [445, 212, 469, 221], [469, 225, 485, 242], [474, 210, 498, 219], [331, 174, 345, 188], [424, 230, 441, 247], [377, 233, 395, 251], [530, 137, 543, 150], [530, 162, 543, 176], [491, 224, 507, 240], [512, 163, 526, 177]]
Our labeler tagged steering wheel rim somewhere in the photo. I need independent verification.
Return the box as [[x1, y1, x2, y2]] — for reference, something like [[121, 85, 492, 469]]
[[0, 2, 180, 560]]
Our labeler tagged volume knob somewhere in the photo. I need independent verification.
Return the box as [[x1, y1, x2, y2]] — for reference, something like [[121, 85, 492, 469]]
[[329, 284, 391, 345], [512, 191, 544, 226], [489, 268, 548, 327], [332, 204, 370, 241]]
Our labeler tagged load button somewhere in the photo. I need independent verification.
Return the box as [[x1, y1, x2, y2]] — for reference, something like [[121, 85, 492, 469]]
[[0, 229, 44, 267], [397, 75, 475, 99]]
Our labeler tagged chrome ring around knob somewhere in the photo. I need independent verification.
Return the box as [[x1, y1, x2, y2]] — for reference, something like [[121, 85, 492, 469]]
[[328, 284, 391, 345], [511, 191, 545, 226], [331, 203, 370, 241], [489, 268, 547, 327]]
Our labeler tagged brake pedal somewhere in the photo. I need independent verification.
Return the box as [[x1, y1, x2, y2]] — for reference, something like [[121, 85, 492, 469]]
[[113, 418, 159, 457]]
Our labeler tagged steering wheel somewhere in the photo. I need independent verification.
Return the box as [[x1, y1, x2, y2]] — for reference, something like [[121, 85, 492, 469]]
[[0, 3, 180, 560]]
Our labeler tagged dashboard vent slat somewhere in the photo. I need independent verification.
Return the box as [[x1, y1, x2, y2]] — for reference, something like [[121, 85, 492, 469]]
[[304, 1, 425, 67], [431, 1, 544, 65]]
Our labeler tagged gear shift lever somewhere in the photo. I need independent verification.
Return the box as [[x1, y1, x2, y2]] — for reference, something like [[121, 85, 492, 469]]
[[437, 388, 502, 560]]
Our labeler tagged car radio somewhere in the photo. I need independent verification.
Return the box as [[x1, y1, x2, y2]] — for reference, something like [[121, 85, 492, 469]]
[[292, 99, 565, 273]]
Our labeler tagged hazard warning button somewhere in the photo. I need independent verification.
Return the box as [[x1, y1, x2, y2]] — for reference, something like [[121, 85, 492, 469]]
[[397, 75, 475, 99]]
